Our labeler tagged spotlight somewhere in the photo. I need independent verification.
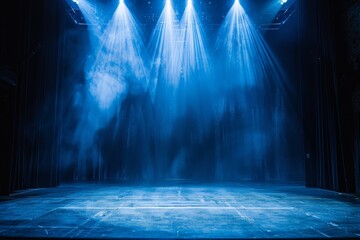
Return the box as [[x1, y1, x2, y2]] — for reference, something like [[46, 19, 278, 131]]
[[188, 0, 192, 5], [234, 0, 240, 5], [166, 0, 171, 5], [72, 0, 79, 4], [119, 0, 124, 5], [281, 0, 287, 4]]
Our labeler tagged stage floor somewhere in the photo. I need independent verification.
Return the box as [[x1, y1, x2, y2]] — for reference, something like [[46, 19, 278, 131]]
[[0, 182, 359, 239]]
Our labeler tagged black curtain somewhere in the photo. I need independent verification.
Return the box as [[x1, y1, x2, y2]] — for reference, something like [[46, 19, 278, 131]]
[[0, 67, 16, 195], [344, 1, 360, 195], [300, 0, 359, 193], [0, 0, 65, 194]]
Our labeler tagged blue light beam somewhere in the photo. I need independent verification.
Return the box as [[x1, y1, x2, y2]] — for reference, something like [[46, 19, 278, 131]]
[[87, 0, 148, 110], [217, 0, 282, 87], [180, 0, 209, 82], [148, 0, 182, 92]]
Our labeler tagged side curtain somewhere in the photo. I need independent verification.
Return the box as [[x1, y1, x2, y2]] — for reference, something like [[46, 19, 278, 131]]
[[300, 0, 357, 193], [0, 0, 66, 194]]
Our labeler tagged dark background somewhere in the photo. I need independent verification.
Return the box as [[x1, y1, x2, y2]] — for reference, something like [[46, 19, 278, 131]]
[[0, 0, 359, 195]]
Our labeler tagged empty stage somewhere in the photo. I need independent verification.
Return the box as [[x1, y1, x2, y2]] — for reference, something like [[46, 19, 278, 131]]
[[0, 182, 359, 239]]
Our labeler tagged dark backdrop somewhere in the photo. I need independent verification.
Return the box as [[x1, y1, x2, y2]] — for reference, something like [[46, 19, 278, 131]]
[[0, 0, 359, 195]]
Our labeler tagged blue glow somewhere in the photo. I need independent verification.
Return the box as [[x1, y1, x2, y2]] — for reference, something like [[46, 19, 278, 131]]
[[180, 0, 209, 81], [264, 4, 284, 27], [87, 0, 147, 109], [64, 0, 302, 181], [216, 0, 280, 87], [1, 183, 358, 238], [75, 0, 104, 40], [148, 0, 180, 90]]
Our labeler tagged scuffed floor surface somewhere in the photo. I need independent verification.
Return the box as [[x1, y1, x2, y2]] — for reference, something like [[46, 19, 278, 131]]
[[0, 182, 359, 239]]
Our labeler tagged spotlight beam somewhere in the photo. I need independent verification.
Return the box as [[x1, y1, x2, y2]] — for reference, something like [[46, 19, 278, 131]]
[[180, 0, 209, 81], [148, 0, 180, 90], [217, 0, 273, 86], [88, 0, 147, 109]]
